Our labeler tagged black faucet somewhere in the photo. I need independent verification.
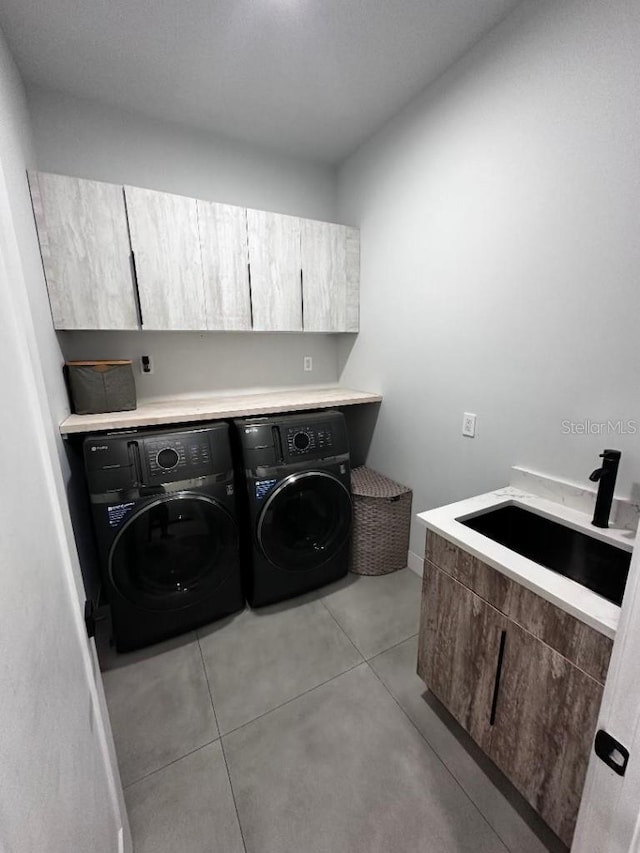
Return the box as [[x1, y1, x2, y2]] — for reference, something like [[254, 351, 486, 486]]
[[589, 449, 621, 528]]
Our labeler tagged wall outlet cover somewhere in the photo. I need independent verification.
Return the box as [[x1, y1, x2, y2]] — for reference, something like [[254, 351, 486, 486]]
[[303, 356, 313, 371], [140, 355, 154, 375], [462, 412, 477, 437]]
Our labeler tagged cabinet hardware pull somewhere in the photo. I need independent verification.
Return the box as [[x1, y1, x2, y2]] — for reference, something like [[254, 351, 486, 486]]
[[594, 729, 629, 776], [130, 250, 144, 327], [490, 630, 507, 726], [247, 262, 254, 329]]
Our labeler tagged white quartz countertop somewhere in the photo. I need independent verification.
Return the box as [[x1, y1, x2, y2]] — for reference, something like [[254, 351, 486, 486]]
[[417, 487, 636, 639], [60, 384, 382, 435]]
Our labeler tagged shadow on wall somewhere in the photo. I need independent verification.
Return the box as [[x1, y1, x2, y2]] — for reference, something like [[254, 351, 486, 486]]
[[63, 437, 102, 605], [336, 333, 357, 381], [340, 402, 381, 469]]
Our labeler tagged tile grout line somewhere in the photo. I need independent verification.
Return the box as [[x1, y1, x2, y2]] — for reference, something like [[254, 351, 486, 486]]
[[122, 735, 220, 791], [319, 592, 420, 664], [364, 631, 419, 662], [196, 634, 249, 853], [221, 659, 365, 739], [317, 596, 368, 661], [365, 660, 515, 853]]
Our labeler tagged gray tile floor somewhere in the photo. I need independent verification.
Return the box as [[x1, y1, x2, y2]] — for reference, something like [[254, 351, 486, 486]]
[[100, 569, 567, 853]]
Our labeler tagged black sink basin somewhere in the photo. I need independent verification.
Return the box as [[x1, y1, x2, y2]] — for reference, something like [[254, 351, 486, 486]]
[[459, 505, 631, 606]]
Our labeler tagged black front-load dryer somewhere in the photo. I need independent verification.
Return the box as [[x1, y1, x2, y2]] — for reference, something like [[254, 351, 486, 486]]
[[84, 422, 244, 651], [234, 409, 352, 607]]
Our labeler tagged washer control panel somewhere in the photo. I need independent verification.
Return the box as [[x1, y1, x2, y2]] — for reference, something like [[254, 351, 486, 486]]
[[143, 433, 212, 480], [286, 423, 334, 457]]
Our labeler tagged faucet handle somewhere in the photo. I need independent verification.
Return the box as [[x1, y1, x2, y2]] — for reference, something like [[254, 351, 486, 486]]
[[601, 449, 622, 461]]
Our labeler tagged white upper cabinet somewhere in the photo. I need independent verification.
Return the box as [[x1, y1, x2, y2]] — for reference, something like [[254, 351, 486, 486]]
[[28, 171, 138, 330], [197, 200, 251, 331], [247, 209, 302, 332], [124, 186, 206, 331], [301, 219, 360, 332]]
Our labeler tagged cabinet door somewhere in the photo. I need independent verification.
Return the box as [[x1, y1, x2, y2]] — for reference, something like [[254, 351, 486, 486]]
[[124, 186, 205, 330], [247, 209, 302, 331], [197, 201, 251, 330], [418, 562, 507, 750], [28, 171, 138, 330], [301, 220, 359, 332], [489, 620, 603, 847]]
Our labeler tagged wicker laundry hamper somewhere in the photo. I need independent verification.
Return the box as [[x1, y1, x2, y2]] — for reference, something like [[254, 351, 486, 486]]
[[349, 466, 412, 575]]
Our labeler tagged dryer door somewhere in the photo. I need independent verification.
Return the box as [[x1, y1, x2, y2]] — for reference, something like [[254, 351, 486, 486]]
[[109, 493, 237, 611], [258, 471, 352, 570]]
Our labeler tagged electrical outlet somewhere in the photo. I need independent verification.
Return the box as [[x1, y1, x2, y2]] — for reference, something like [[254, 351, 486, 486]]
[[140, 355, 154, 375], [462, 412, 477, 438], [303, 356, 313, 372]]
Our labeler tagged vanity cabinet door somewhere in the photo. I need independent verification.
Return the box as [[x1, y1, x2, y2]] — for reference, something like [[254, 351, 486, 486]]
[[489, 621, 603, 847], [247, 209, 302, 331], [28, 171, 138, 330], [124, 186, 206, 330], [197, 201, 251, 331], [300, 220, 359, 332], [418, 562, 507, 750]]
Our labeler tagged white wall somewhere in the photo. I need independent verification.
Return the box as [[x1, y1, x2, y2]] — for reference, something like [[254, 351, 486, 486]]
[[337, 0, 640, 556], [60, 330, 339, 402], [0, 77, 69, 437], [27, 84, 337, 220], [26, 84, 342, 396], [0, 27, 129, 852]]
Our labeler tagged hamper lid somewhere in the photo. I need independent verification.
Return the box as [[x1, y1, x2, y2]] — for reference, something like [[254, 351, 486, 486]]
[[66, 360, 132, 366], [351, 466, 411, 498]]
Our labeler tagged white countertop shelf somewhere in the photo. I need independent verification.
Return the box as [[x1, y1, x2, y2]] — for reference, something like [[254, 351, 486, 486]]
[[417, 487, 636, 639], [60, 384, 382, 435]]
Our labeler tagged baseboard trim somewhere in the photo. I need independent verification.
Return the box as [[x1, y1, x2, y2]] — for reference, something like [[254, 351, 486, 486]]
[[407, 550, 423, 578]]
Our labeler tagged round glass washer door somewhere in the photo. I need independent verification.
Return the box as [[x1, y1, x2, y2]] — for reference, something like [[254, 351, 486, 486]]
[[109, 493, 237, 612], [257, 471, 352, 571]]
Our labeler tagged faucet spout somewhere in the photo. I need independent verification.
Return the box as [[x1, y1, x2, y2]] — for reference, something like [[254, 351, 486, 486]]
[[590, 449, 621, 528]]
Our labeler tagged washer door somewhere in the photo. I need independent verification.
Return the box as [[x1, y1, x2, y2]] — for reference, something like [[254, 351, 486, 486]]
[[258, 471, 352, 571], [109, 493, 237, 612]]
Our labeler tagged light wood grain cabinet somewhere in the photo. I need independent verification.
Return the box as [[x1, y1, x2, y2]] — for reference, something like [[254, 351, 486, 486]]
[[124, 186, 206, 331], [29, 171, 361, 334], [197, 200, 251, 331], [418, 537, 609, 847], [246, 209, 302, 332], [28, 171, 138, 330], [300, 220, 359, 332]]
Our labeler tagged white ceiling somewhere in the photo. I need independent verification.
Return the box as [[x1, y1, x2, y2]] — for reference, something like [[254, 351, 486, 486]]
[[0, 0, 523, 164]]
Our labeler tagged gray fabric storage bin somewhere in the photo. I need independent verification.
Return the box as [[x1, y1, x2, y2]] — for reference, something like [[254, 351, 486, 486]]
[[66, 360, 137, 415]]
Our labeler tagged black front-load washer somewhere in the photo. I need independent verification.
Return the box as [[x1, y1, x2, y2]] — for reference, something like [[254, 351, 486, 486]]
[[84, 422, 244, 651], [234, 409, 352, 607]]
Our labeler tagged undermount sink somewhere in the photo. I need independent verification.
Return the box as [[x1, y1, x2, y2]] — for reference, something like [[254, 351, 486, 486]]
[[459, 504, 631, 606]]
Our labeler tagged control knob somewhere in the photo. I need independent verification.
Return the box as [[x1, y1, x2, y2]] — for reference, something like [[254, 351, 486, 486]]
[[293, 431, 310, 451], [156, 447, 180, 469]]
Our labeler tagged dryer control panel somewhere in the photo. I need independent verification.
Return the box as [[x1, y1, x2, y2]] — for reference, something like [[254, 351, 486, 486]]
[[236, 410, 348, 470], [142, 432, 213, 481], [285, 423, 334, 457], [84, 424, 232, 494]]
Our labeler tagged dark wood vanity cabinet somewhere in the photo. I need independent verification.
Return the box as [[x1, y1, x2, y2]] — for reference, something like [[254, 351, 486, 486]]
[[418, 533, 612, 848]]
